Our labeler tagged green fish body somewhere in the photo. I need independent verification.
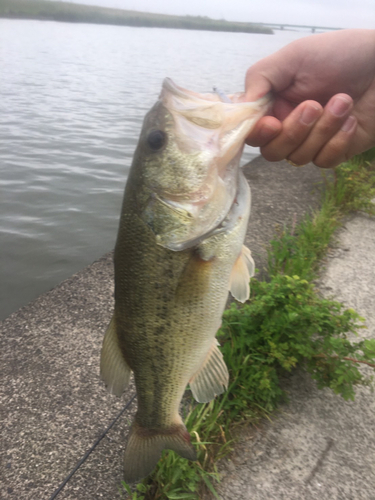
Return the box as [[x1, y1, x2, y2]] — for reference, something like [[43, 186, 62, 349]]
[[100, 79, 270, 482]]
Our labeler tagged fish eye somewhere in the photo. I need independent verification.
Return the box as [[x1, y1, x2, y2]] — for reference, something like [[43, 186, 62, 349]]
[[147, 130, 167, 151]]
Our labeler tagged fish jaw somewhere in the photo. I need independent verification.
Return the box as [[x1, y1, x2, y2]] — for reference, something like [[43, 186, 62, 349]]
[[132, 78, 271, 251]]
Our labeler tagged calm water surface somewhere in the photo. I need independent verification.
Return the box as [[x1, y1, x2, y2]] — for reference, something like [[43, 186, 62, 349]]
[[0, 20, 309, 319]]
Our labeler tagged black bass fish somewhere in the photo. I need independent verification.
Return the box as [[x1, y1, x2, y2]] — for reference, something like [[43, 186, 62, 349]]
[[100, 79, 270, 482]]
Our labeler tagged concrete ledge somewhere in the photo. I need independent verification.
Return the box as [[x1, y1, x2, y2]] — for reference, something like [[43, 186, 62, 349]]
[[1, 158, 329, 499]]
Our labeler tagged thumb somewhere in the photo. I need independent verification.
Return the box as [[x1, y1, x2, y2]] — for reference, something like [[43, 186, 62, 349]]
[[244, 50, 297, 102], [244, 67, 273, 102]]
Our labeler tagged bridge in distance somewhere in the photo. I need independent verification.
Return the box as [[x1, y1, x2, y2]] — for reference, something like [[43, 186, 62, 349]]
[[258, 23, 342, 33]]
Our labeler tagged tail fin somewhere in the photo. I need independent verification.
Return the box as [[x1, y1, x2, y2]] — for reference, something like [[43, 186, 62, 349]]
[[123, 421, 197, 483]]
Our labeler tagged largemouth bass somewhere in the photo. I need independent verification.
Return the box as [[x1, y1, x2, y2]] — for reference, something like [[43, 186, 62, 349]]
[[100, 79, 270, 483]]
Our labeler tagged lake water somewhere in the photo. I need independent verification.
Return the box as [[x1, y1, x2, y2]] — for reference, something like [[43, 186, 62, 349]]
[[0, 19, 309, 319]]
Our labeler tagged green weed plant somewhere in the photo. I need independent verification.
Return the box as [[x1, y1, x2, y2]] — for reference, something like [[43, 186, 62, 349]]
[[122, 153, 375, 499], [222, 276, 374, 405]]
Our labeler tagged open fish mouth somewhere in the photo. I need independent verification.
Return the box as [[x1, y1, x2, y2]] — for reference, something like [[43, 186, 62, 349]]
[[160, 77, 271, 172], [141, 78, 272, 251]]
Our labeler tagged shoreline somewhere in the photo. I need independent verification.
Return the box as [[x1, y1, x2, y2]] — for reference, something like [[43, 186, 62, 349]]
[[0, 0, 273, 34]]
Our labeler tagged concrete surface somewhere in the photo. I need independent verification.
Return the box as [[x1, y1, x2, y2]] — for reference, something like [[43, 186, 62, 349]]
[[0, 253, 137, 499], [217, 214, 375, 500], [1, 156, 373, 500]]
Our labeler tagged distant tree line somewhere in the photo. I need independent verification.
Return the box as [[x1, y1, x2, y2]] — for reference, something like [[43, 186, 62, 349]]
[[0, 0, 272, 34]]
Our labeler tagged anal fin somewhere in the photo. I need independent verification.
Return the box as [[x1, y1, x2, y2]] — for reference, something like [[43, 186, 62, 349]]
[[189, 340, 229, 403], [229, 244, 255, 303], [100, 315, 132, 397]]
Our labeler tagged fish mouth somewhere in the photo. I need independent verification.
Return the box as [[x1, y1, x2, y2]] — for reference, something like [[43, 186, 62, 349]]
[[145, 79, 271, 251], [160, 78, 271, 172]]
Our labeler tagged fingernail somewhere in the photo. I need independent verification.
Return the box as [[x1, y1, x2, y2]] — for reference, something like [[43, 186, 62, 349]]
[[300, 105, 320, 126], [341, 115, 356, 133], [328, 96, 351, 117]]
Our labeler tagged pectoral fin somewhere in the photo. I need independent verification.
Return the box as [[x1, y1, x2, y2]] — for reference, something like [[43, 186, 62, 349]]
[[100, 315, 132, 397], [229, 244, 255, 303], [189, 340, 229, 403]]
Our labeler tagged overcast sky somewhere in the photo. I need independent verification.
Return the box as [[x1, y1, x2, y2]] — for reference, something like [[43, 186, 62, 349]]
[[65, 0, 375, 29]]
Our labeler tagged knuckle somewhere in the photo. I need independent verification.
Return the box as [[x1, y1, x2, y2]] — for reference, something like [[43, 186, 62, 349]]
[[282, 127, 301, 144], [315, 118, 343, 138], [314, 157, 339, 169], [314, 148, 344, 168], [261, 147, 284, 162], [288, 154, 306, 166], [313, 135, 349, 168]]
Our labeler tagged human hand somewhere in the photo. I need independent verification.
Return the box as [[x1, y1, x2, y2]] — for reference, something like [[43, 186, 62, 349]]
[[245, 29, 375, 167]]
